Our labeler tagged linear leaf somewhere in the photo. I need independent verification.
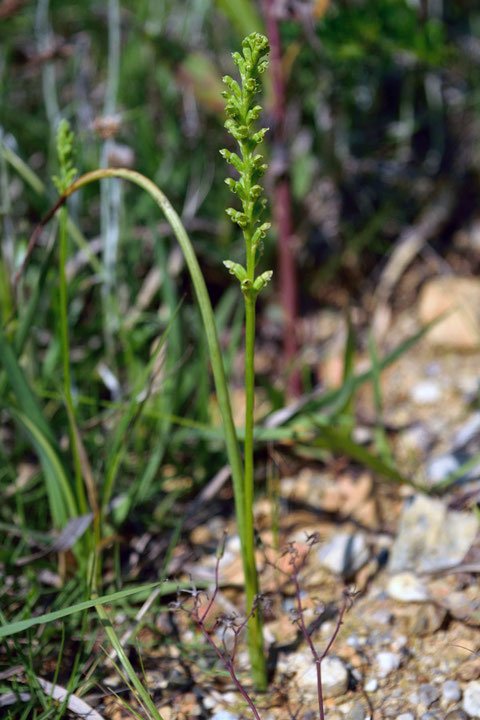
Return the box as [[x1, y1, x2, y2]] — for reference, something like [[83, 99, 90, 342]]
[[10, 409, 77, 527], [0, 327, 56, 447]]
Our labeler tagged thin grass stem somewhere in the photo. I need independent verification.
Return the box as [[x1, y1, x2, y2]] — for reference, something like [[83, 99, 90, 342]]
[[58, 205, 87, 517]]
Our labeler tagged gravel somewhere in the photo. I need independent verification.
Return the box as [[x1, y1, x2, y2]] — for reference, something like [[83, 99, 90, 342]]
[[463, 682, 480, 718], [418, 683, 441, 707], [443, 680, 462, 703], [375, 651, 402, 677]]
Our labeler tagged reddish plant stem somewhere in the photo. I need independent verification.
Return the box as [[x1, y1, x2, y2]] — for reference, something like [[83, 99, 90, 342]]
[[291, 558, 349, 720], [186, 553, 263, 720], [200, 543, 222, 623], [263, 0, 301, 397], [193, 613, 262, 720]]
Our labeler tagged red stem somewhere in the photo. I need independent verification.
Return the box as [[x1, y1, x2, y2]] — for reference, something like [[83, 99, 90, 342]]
[[190, 583, 263, 720], [291, 558, 349, 720]]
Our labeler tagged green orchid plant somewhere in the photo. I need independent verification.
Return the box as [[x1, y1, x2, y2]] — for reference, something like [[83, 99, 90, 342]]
[[220, 31, 272, 689]]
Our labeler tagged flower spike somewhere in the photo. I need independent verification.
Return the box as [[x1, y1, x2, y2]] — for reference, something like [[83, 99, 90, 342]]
[[220, 32, 272, 299]]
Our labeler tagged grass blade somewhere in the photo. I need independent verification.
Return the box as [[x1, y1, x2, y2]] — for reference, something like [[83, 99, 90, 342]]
[[9, 408, 78, 527], [0, 327, 56, 447], [0, 583, 162, 638]]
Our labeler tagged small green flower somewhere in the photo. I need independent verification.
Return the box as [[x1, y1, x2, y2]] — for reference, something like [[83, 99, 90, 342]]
[[53, 119, 77, 194], [223, 259, 248, 283]]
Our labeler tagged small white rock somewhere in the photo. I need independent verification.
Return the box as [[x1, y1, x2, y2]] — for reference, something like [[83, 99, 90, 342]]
[[463, 681, 480, 717], [375, 651, 402, 678], [317, 531, 370, 575], [426, 454, 461, 484], [300, 656, 349, 698], [211, 713, 239, 720], [387, 573, 430, 603], [286, 650, 348, 698], [442, 679, 461, 702], [397, 714, 415, 720], [410, 380, 442, 406], [391, 634, 408, 651], [364, 678, 378, 693], [322, 657, 349, 697]]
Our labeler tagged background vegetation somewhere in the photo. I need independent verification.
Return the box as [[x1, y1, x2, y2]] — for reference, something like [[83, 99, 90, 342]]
[[1, 0, 480, 716]]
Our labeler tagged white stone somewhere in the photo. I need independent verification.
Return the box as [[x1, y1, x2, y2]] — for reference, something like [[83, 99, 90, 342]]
[[410, 381, 442, 406], [452, 412, 480, 449], [391, 634, 408, 651], [211, 713, 239, 720], [317, 531, 370, 575], [387, 573, 430, 602], [442, 679, 461, 702], [389, 493, 478, 573], [463, 681, 480, 717], [375, 651, 402, 678], [364, 678, 378, 693], [322, 656, 350, 697], [396, 714, 414, 720], [426, 454, 461, 484], [295, 654, 349, 698]]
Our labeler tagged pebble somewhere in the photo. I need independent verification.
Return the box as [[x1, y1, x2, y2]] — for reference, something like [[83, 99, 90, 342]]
[[418, 683, 440, 707], [456, 659, 480, 682], [411, 603, 447, 636], [211, 713, 239, 720], [443, 680, 462, 703], [387, 572, 430, 602], [418, 275, 480, 349], [317, 531, 370, 575], [463, 681, 480, 717], [446, 711, 469, 720], [350, 702, 367, 720], [319, 656, 349, 697], [391, 635, 408, 651], [452, 412, 480, 449], [375, 651, 402, 677], [410, 380, 442, 405], [371, 609, 394, 625], [389, 493, 478, 573], [364, 678, 379, 693], [399, 423, 433, 455], [427, 453, 462, 484], [397, 714, 415, 720], [287, 652, 349, 698]]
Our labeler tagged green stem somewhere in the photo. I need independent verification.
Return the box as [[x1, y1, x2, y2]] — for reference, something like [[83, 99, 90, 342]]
[[59, 205, 88, 516], [244, 292, 267, 690], [241, 214, 268, 688]]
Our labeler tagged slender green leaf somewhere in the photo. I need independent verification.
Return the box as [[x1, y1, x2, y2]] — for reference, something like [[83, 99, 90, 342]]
[[10, 409, 77, 527], [0, 327, 56, 447], [0, 583, 162, 638], [314, 424, 422, 489]]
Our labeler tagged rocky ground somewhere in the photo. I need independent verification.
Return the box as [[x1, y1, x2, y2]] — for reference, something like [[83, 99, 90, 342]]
[[101, 274, 480, 720]]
